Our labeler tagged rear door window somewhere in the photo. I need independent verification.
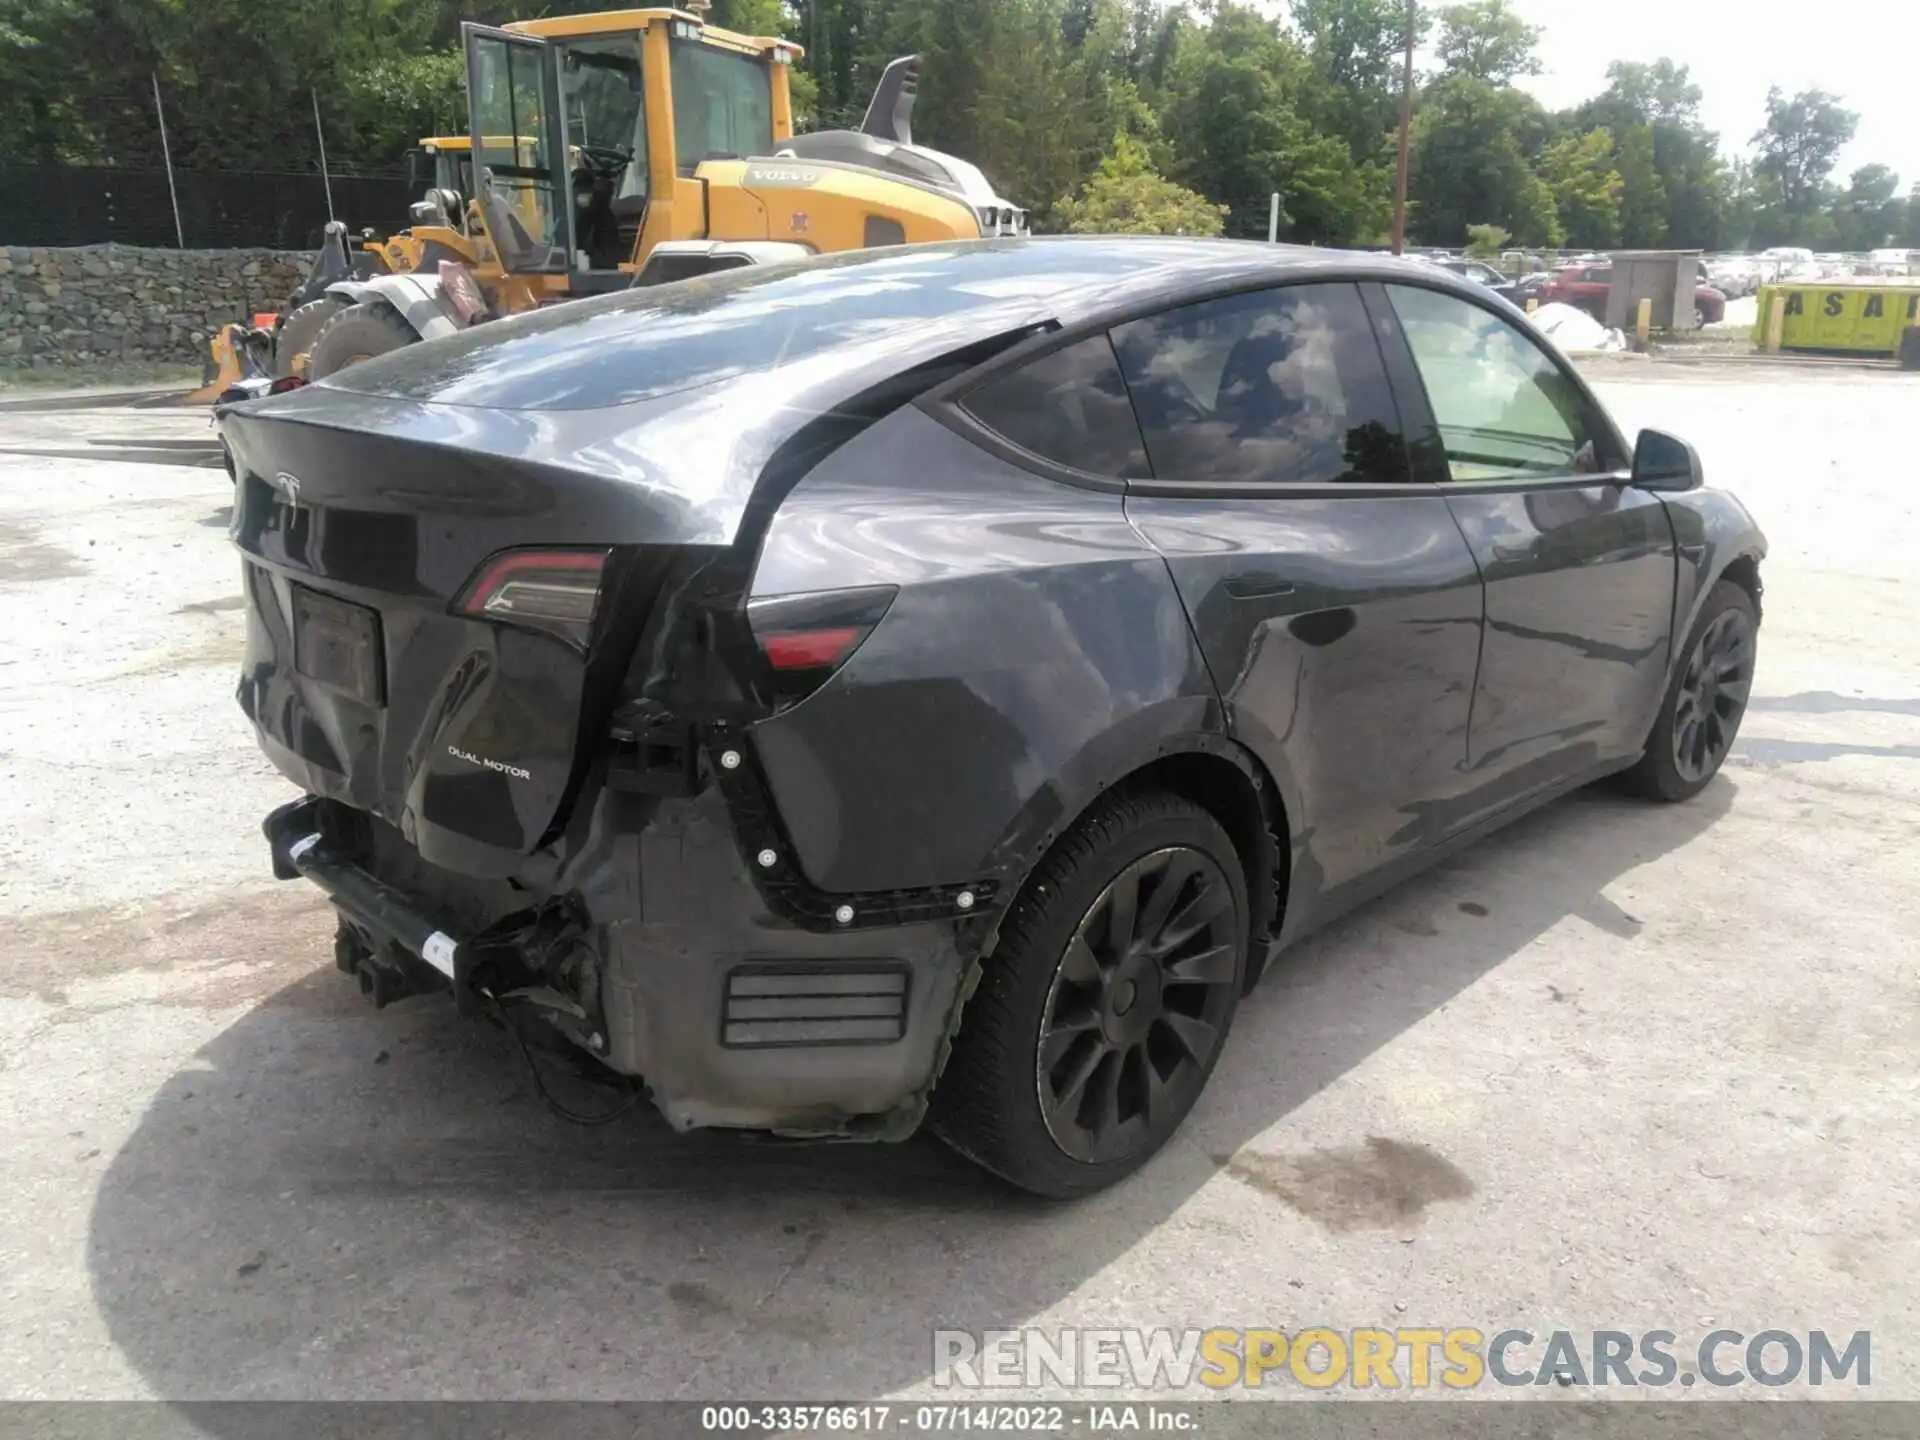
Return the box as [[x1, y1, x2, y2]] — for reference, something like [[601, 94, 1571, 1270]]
[[960, 335, 1150, 479], [1107, 282, 1411, 486]]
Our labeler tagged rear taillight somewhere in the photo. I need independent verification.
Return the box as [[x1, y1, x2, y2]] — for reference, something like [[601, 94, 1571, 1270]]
[[268, 376, 307, 395], [455, 548, 608, 649], [746, 585, 896, 707]]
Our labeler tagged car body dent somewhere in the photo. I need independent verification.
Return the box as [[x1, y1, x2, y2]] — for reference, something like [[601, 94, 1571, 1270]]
[[1125, 487, 1485, 941], [747, 407, 1221, 896]]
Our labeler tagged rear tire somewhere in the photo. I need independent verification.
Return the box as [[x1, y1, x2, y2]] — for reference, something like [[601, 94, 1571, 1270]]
[[305, 301, 418, 380], [1616, 579, 1757, 802], [930, 790, 1247, 1198], [273, 296, 346, 379]]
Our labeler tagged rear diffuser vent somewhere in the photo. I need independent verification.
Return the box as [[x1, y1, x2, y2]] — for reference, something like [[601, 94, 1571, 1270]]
[[722, 963, 909, 1048]]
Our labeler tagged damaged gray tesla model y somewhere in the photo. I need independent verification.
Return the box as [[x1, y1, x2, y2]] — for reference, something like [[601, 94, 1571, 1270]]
[[221, 238, 1766, 1196]]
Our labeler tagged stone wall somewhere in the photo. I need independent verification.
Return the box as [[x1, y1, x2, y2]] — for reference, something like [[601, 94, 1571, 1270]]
[[0, 244, 310, 369]]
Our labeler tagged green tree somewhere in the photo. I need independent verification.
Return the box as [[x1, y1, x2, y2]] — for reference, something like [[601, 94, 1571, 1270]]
[[1409, 73, 1552, 245], [1832, 163, 1902, 250], [1288, 0, 1426, 158], [1433, 0, 1540, 84], [1613, 123, 1667, 246], [1158, 2, 1384, 241], [1752, 86, 1858, 220], [1463, 222, 1508, 257], [1567, 58, 1724, 248], [1053, 130, 1226, 234], [1538, 126, 1622, 249], [1590, 57, 1700, 127], [336, 48, 465, 162], [0, 0, 88, 162]]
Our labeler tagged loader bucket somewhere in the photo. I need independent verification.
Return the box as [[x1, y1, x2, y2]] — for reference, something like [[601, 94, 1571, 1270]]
[[184, 321, 272, 406]]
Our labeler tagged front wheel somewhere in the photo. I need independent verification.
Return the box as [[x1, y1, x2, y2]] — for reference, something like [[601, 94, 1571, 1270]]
[[930, 790, 1247, 1198], [304, 301, 418, 380], [1617, 579, 1758, 801], [272, 296, 346, 378]]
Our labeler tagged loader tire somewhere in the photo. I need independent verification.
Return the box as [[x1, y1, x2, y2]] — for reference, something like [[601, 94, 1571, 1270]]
[[272, 297, 346, 379], [305, 301, 419, 380]]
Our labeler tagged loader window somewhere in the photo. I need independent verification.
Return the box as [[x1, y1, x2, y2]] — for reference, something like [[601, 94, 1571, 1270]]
[[468, 29, 568, 271], [671, 43, 773, 170], [560, 40, 647, 180], [560, 39, 650, 265]]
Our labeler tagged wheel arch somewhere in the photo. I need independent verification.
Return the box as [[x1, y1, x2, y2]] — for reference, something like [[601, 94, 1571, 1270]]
[[1121, 745, 1290, 992], [1718, 550, 1764, 620], [321, 273, 463, 344], [983, 732, 1294, 995]]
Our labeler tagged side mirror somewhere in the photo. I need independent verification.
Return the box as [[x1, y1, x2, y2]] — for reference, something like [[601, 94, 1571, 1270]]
[[1631, 428, 1703, 491], [403, 147, 426, 193]]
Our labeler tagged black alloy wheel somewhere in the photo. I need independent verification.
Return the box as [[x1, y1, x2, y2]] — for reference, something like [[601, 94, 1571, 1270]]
[[1036, 846, 1240, 1165], [930, 789, 1249, 1198], [1671, 603, 1755, 784], [1618, 578, 1759, 802]]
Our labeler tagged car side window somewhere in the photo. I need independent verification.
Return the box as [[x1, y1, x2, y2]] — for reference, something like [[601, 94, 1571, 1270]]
[[1384, 284, 1618, 481], [1107, 282, 1408, 487], [959, 334, 1151, 479]]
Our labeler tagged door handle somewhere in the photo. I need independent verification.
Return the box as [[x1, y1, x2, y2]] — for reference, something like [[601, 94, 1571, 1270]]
[[1224, 576, 1296, 600]]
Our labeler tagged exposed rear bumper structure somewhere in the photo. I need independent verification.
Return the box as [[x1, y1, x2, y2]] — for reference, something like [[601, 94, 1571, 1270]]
[[260, 791, 974, 1140], [266, 802, 464, 983]]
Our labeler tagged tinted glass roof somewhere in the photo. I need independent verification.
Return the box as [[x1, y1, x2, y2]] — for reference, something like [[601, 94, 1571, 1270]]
[[320, 239, 1255, 412]]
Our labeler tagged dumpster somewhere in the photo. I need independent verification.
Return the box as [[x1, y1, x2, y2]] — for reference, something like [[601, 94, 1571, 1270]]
[[1752, 281, 1920, 358]]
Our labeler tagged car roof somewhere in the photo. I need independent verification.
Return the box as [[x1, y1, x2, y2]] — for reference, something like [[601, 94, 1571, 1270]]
[[318, 237, 1490, 414], [247, 238, 1513, 549]]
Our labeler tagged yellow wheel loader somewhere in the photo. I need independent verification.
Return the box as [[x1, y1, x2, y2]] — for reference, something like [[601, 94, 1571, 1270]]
[[192, 136, 473, 400], [298, 7, 1025, 380]]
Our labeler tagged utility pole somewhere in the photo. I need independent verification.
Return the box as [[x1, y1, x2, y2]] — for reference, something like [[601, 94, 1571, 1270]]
[[1391, 0, 1416, 255]]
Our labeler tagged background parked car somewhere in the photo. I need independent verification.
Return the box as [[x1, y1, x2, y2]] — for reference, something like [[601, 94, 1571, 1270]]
[[1427, 255, 1529, 305], [1541, 263, 1727, 324], [1706, 257, 1759, 298]]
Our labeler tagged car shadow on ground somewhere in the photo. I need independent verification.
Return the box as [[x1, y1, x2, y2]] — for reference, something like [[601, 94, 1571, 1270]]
[[86, 780, 1734, 1403]]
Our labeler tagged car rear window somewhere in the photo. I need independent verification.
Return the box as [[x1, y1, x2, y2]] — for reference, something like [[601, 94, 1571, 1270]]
[[960, 335, 1150, 479], [317, 243, 1160, 412]]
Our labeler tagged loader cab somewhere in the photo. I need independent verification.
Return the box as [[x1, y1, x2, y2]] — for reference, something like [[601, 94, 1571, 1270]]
[[427, 139, 476, 203], [404, 138, 476, 234], [464, 11, 793, 286]]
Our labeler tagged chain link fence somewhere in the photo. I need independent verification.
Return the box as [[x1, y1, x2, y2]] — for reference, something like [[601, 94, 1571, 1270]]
[[0, 165, 417, 250]]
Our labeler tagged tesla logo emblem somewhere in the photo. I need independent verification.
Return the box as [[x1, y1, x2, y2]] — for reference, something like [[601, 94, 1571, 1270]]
[[271, 471, 302, 506]]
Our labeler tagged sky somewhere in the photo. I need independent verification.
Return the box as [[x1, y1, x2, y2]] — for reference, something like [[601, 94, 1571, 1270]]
[[1507, 0, 1920, 187]]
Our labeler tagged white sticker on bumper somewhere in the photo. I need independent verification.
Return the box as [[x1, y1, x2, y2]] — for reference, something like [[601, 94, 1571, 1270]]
[[420, 931, 458, 978]]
